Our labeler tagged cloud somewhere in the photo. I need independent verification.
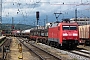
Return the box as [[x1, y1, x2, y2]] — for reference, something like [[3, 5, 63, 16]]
[[2, 0, 90, 25]]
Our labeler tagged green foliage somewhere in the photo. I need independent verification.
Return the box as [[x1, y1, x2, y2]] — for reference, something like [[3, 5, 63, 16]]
[[1, 23, 35, 30]]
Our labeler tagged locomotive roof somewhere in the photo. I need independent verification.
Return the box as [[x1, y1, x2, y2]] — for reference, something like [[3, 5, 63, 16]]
[[60, 22, 78, 26], [50, 22, 78, 27]]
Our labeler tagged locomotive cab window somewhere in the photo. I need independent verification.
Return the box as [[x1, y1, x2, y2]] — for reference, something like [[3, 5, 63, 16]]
[[63, 26, 69, 30], [63, 26, 77, 30]]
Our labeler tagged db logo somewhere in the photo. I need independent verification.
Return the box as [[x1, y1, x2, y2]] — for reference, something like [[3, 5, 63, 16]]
[[68, 34, 72, 36]]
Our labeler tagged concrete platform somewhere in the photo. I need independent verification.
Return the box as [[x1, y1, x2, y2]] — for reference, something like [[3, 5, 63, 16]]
[[10, 37, 20, 60], [0, 36, 6, 39], [9, 37, 40, 60]]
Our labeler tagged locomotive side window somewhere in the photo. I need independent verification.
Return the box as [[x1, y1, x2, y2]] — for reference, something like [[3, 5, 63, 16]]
[[63, 26, 77, 30]]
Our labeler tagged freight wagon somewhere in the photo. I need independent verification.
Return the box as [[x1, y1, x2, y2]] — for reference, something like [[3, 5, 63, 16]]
[[79, 25, 90, 45]]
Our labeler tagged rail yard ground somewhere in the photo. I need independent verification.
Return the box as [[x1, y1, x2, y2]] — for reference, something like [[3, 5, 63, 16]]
[[29, 41, 90, 60], [8, 37, 71, 60], [0, 36, 90, 60], [77, 45, 90, 51]]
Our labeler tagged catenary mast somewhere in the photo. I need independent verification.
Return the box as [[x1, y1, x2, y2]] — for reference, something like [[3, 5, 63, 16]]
[[0, 0, 2, 36]]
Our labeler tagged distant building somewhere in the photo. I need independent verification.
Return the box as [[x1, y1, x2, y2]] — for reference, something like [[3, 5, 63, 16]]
[[70, 18, 90, 25]]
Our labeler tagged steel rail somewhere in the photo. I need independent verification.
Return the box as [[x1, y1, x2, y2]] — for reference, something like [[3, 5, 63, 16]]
[[18, 37, 62, 60]]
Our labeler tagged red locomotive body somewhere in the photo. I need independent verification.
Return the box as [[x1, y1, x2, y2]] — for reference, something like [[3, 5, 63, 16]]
[[48, 22, 79, 48]]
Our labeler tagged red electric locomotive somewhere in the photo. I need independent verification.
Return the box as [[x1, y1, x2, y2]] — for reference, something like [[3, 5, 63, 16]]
[[48, 21, 79, 49]]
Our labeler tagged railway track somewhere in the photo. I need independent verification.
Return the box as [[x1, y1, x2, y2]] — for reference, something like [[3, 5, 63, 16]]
[[68, 49, 90, 60], [34, 42, 90, 60], [50, 47, 90, 60], [0, 37, 11, 60], [17, 37, 63, 60], [17, 37, 90, 60], [73, 50, 90, 58]]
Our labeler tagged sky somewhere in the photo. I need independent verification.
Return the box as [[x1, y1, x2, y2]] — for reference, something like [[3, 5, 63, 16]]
[[1, 0, 90, 26]]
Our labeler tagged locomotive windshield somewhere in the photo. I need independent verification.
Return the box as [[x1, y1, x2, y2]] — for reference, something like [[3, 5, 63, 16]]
[[63, 26, 77, 30]]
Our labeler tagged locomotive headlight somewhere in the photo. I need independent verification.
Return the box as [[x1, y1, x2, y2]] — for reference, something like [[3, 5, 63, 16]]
[[63, 38, 66, 40], [63, 33, 68, 36], [73, 33, 78, 36]]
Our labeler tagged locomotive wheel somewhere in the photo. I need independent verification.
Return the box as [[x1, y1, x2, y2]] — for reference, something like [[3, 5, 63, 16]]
[[60, 44, 64, 49], [49, 41, 53, 47], [49, 42, 52, 46], [56, 43, 59, 48], [60, 46, 63, 49]]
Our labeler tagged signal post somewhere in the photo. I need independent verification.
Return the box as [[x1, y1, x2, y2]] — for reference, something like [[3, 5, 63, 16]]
[[36, 11, 39, 43]]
